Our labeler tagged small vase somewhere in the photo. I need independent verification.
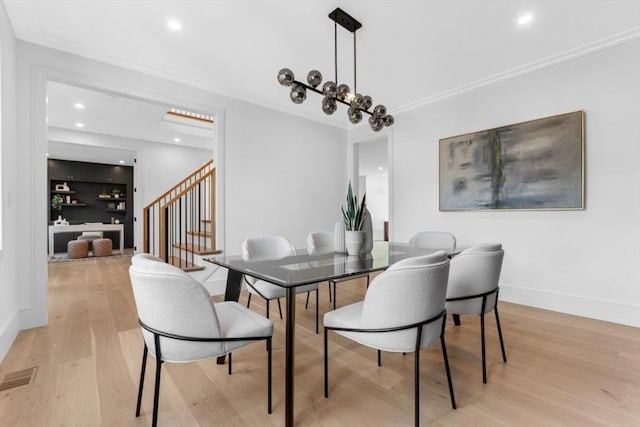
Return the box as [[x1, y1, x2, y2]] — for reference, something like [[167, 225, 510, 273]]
[[334, 220, 346, 253], [362, 208, 373, 254], [345, 230, 364, 256]]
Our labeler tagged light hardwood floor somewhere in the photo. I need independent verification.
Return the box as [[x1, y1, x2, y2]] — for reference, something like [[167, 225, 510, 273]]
[[0, 256, 639, 426]]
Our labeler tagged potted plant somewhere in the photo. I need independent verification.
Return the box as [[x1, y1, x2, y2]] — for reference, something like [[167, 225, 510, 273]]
[[341, 182, 367, 255], [51, 194, 64, 223], [51, 194, 63, 212]]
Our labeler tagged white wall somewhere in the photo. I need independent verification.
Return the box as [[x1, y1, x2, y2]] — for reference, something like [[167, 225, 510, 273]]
[[0, 0, 20, 361], [225, 103, 346, 249], [388, 40, 640, 327], [8, 41, 347, 349]]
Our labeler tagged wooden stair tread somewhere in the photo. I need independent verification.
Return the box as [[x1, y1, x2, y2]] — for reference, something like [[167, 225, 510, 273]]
[[167, 256, 204, 272], [172, 242, 222, 255], [186, 230, 212, 237]]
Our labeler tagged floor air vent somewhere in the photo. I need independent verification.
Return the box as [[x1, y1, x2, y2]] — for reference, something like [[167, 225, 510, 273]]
[[0, 366, 38, 391]]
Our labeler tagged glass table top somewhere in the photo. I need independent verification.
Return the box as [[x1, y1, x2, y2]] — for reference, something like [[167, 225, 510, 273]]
[[205, 241, 455, 288]]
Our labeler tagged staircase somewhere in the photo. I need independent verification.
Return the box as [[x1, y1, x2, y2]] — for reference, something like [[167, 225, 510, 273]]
[[143, 160, 219, 271]]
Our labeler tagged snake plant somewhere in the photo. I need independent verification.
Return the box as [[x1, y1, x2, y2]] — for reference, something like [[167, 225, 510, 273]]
[[341, 182, 367, 231]]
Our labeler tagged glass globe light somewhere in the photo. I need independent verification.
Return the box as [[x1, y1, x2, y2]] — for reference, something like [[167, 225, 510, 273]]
[[322, 96, 337, 115], [384, 115, 395, 127], [322, 81, 337, 96], [373, 104, 387, 118], [350, 93, 364, 108], [277, 68, 295, 86], [290, 83, 306, 104], [361, 95, 373, 110], [368, 115, 383, 132], [337, 84, 351, 101], [348, 106, 363, 124], [307, 70, 323, 88]]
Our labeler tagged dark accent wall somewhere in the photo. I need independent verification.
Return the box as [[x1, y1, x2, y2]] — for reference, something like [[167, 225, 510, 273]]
[[48, 159, 134, 252]]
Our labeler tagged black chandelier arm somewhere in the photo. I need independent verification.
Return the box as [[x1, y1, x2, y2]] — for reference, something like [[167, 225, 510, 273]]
[[291, 80, 374, 116]]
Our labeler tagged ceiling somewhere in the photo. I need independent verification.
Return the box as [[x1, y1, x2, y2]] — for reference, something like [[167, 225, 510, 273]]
[[5, 1, 640, 131], [46, 81, 215, 166]]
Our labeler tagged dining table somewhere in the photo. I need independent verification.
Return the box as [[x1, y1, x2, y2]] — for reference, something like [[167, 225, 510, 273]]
[[205, 241, 459, 426]]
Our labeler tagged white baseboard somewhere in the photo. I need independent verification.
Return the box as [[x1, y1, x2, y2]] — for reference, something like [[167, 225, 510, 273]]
[[500, 284, 640, 328], [0, 311, 20, 364]]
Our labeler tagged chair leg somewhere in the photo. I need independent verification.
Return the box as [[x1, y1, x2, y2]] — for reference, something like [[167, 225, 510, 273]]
[[277, 298, 283, 319], [480, 312, 487, 384], [366, 275, 370, 289], [305, 291, 310, 309], [135, 344, 148, 417], [266, 299, 270, 319], [267, 337, 272, 414], [377, 349, 382, 367], [315, 289, 319, 335], [152, 358, 163, 427], [327, 281, 332, 302], [440, 335, 457, 409], [246, 293, 252, 308], [495, 307, 507, 363], [324, 328, 329, 398], [452, 314, 461, 326], [228, 352, 232, 375], [415, 348, 420, 427]]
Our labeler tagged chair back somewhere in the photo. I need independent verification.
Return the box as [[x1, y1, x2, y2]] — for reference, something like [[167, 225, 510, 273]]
[[446, 243, 504, 315], [409, 231, 456, 252], [242, 235, 295, 260], [129, 254, 223, 362], [307, 231, 334, 254], [131, 252, 164, 264], [361, 251, 450, 349]]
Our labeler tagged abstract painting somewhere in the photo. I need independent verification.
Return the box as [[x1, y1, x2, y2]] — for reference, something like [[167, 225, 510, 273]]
[[439, 111, 584, 210]]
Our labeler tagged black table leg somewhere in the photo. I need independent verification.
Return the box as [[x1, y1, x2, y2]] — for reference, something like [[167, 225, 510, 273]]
[[285, 287, 296, 427], [217, 269, 244, 364]]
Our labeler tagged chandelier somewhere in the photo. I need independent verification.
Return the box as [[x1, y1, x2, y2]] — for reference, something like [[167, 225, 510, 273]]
[[277, 8, 394, 132]]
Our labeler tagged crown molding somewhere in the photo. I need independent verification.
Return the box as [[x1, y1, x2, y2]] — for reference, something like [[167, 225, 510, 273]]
[[395, 27, 640, 115]]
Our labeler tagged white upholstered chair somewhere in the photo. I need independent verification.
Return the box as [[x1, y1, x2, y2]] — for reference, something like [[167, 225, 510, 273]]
[[129, 254, 273, 427], [445, 243, 506, 383], [307, 230, 370, 310], [323, 252, 456, 427], [409, 231, 457, 252], [243, 235, 320, 333]]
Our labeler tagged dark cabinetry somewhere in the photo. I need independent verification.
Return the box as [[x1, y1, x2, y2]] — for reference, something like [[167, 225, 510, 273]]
[[49, 161, 89, 181], [48, 159, 134, 250], [48, 160, 130, 184]]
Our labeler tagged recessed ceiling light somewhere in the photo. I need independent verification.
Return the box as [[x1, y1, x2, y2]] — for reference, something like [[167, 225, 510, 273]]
[[74, 103, 85, 110], [119, 160, 125, 164], [173, 137, 181, 143], [75, 122, 85, 128], [168, 19, 182, 31], [46, 153, 49, 157], [517, 13, 533, 26], [378, 166, 384, 170]]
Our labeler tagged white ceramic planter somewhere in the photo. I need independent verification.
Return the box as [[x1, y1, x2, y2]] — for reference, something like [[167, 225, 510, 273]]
[[345, 230, 364, 256]]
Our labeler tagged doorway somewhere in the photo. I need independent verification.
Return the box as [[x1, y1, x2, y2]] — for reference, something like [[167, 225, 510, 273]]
[[354, 137, 389, 241]]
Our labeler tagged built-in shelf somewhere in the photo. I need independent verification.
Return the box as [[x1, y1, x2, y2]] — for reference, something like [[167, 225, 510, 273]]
[[105, 209, 126, 213], [96, 197, 125, 201], [51, 190, 76, 194], [61, 203, 87, 207]]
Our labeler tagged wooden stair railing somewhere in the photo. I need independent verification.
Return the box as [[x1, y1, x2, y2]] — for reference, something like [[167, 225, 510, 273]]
[[143, 160, 218, 271]]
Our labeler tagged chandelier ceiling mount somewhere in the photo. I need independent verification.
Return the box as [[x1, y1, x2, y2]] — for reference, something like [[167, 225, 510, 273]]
[[277, 8, 394, 131]]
